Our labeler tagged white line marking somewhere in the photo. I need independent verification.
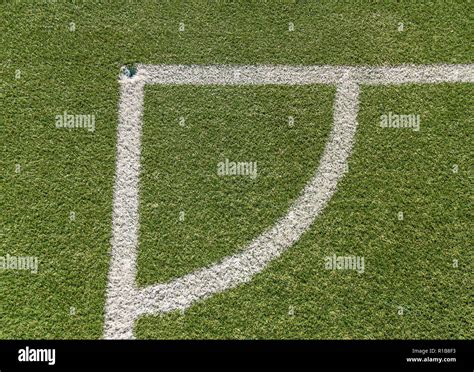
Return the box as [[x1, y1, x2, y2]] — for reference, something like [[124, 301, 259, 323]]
[[104, 64, 474, 339], [104, 77, 145, 340], [139, 64, 474, 85]]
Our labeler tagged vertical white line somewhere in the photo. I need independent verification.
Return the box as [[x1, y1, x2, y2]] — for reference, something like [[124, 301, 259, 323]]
[[104, 77, 145, 339]]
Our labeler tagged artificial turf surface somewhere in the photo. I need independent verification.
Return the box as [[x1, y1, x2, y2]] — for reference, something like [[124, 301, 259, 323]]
[[137, 84, 333, 285], [136, 83, 473, 339], [1, 0, 472, 339]]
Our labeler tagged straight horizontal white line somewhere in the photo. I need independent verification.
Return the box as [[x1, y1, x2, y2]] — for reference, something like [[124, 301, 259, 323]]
[[135, 64, 474, 85]]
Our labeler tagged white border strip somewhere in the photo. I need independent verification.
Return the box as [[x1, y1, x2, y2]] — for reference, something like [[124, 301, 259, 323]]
[[139, 64, 474, 85], [104, 64, 474, 339], [104, 77, 145, 340]]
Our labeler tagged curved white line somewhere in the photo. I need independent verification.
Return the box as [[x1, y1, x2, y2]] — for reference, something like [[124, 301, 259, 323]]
[[137, 82, 359, 315]]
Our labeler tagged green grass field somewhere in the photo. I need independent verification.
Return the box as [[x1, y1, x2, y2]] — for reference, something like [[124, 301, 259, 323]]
[[1, 1, 472, 339]]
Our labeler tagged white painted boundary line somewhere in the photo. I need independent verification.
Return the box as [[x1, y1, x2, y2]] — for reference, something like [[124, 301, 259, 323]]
[[140, 64, 474, 85], [104, 64, 474, 339]]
